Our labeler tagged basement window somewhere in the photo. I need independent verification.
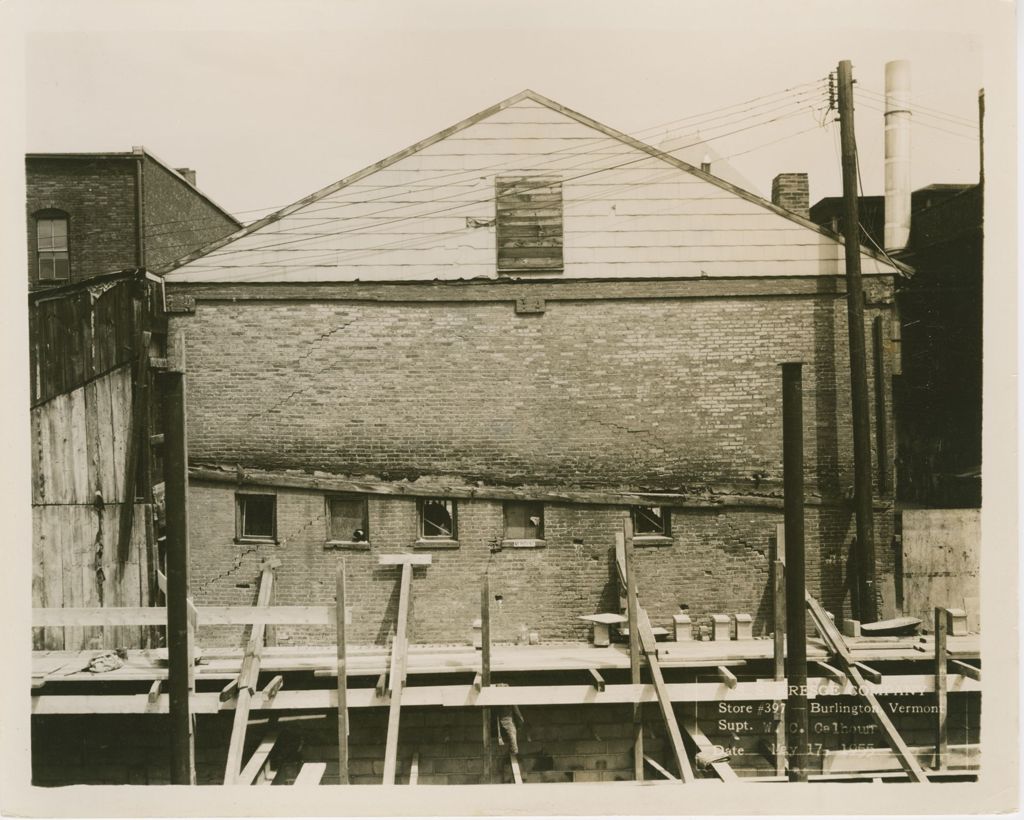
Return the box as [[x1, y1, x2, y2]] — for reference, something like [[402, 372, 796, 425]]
[[418, 498, 457, 543], [326, 495, 369, 548], [236, 493, 276, 542], [502, 501, 545, 547], [495, 175, 563, 274], [631, 505, 672, 545]]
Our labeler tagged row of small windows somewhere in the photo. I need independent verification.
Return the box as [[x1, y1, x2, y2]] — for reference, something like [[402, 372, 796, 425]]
[[235, 493, 670, 544]]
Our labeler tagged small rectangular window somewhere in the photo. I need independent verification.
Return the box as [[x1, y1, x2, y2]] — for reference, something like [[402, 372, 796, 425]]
[[419, 498, 456, 540], [504, 501, 544, 541], [495, 175, 563, 273], [632, 505, 670, 537], [327, 496, 368, 543], [237, 493, 276, 541]]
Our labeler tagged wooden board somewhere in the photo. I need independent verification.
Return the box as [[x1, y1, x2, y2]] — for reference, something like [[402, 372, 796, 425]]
[[901, 509, 980, 632]]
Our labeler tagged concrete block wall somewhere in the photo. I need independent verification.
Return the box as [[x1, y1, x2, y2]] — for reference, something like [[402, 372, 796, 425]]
[[189, 483, 893, 648], [33, 692, 974, 785]]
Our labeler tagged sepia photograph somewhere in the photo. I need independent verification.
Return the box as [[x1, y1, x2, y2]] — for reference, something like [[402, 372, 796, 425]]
[[1, 1, 1017, 816]]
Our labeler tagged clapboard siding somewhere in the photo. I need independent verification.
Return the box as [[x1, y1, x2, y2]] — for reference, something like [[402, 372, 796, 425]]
[[170, 96, 899, 283]]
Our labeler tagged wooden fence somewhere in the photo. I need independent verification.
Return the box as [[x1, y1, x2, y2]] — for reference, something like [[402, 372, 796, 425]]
[[30, 272, 163, 650]]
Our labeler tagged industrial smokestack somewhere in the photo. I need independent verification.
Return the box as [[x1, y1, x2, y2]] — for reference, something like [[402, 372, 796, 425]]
[[884, 60, 912, 251]]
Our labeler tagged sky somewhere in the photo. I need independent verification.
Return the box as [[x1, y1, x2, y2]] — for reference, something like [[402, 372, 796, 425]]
[[19, 3, 991, 224]]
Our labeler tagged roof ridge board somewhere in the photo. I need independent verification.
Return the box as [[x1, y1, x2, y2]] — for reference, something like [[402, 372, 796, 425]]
[[158, 89, 536, 275], [162, 88, 908, 277]]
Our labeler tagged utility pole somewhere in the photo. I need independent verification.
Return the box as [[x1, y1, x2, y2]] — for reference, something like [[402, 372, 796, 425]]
[[161, 330, 195, 784], [836, 59, 878, 623], [781, 363, 808, 782]]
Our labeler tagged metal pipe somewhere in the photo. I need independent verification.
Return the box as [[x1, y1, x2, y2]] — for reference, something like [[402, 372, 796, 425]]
[[884, 60, 912, 252], [781, 362, 808, 782], [838, 59, 879, 624]]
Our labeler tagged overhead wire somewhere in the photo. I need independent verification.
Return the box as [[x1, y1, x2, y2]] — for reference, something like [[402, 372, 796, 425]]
[[854, 85, 977, 127], [139, 80, 828, 240], [183, 104, 835, 273], [152, 85, 829, 256], [187, 98, 828, 265]]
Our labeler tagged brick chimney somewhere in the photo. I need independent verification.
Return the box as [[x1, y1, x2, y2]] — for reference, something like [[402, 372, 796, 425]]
[[176, 167, 197, 186], [771, 173, 809, 219]]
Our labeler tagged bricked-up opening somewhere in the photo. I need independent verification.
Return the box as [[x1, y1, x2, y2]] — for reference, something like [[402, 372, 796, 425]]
[[35, 211, 70, 281], [236, 493, 276, 542], [327, 495, 368, 544], [503, 501, 544, 541], [632, 505, 670, 537], [419, 498, 457, 540], [495, 175, 563, 273]]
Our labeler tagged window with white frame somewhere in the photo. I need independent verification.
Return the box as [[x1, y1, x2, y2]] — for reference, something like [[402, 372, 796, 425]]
[[36, 213, 69, 281]]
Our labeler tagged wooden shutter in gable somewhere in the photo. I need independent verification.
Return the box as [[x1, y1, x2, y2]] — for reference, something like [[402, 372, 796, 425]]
[[495, 176, 563, 273]]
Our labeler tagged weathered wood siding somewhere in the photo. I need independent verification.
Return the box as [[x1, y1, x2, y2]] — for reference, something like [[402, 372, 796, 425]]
[[29, 274, 144, 405], [31, 367, 132, 506], [169, 98, 899, 283], [901, 508, 980, 632], [31, 366, 154, 650], [33, 504, 150, 651]]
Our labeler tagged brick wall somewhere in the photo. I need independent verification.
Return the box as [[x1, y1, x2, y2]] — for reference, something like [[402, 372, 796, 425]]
[[189, 484, 893, 648], [142, 157, 239, 271], [771, 174, 810, 219], [26, 157, 138, 288], [176, 279, 898, 643], [174, 281, 896, 498]]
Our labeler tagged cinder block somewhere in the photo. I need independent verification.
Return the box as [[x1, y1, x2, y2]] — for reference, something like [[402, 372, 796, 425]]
[[946, 608, 968, 636], [732, 613, 753, 641], [673, 613, 693, 641], [711, 614, 731, 641]]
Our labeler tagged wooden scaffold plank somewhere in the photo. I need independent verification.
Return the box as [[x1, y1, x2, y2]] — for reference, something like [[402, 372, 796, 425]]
[[224, 559, 280, 784], [681, 708, 739, 782], [934, 606, 948, 768], [636, 606, 695, 783], [380, 554, 431, 785], [806, 592, 926, 782], [336, 560, 349, 785]]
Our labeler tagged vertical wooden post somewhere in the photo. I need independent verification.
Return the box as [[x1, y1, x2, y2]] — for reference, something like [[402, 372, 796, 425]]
[[781, 363, 808, 782], [481, 574, 492, 784], [336, 560, 349, 785], [622, 516, 643, 782], [773, 555, 787, 776], [934, 607, 948, 768], [382, 562, 412, 784], [872, 316, 889, 495], [837, 58, 878, 623], [160, 332, 194, 785]]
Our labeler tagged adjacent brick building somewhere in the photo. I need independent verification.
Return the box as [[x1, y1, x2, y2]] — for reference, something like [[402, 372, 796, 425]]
[[162, 89, 906, 646], [25, 148, 241, 290], [810, 183, 982, 507]]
